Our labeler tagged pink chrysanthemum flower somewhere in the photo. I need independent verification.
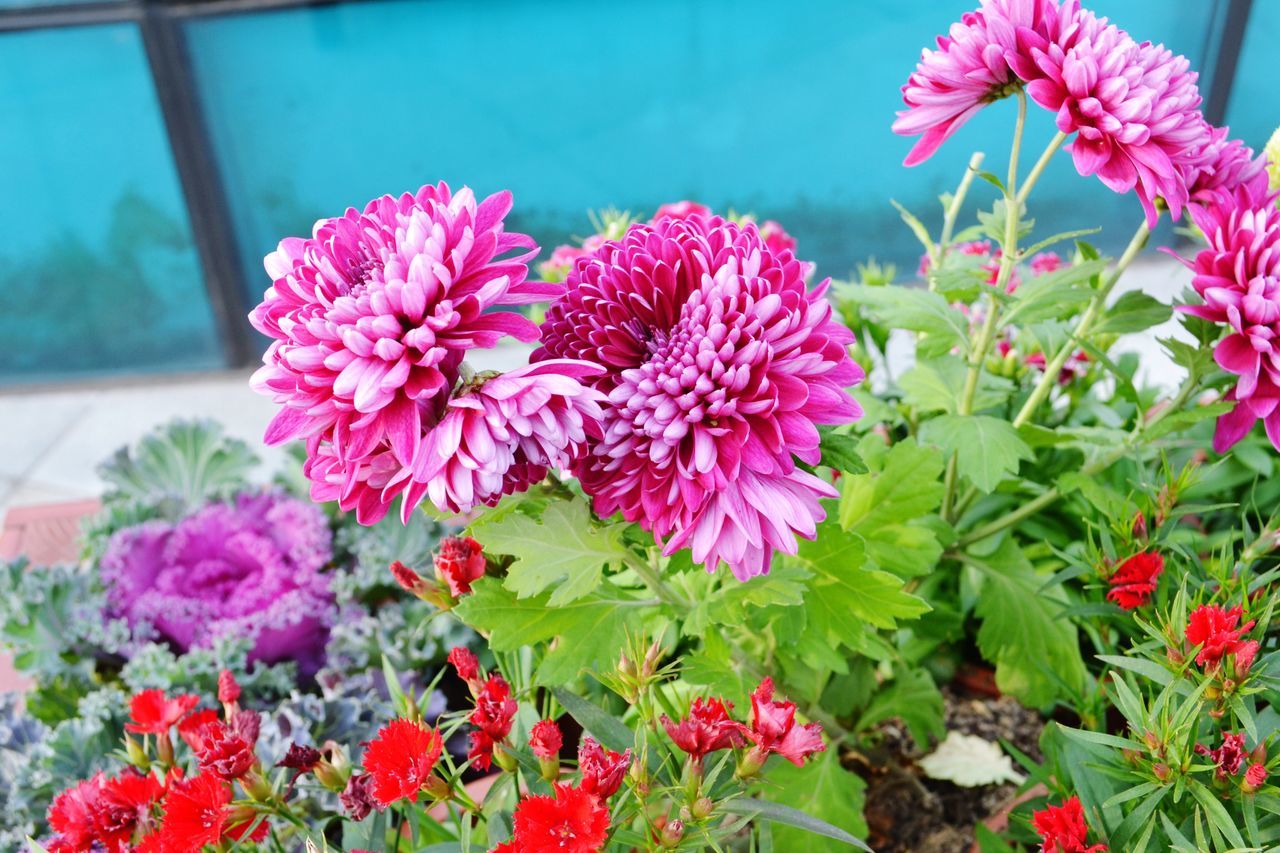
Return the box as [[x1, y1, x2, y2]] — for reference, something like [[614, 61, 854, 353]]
[[535, 215, 862, 580], [893, 0, 1055, 166], [1174, 178, 1280, 452], [1018, 7, 1208, 225], [249, 182, 553, 470], [1181, 123, 1269, 208], [401, 360, 606, 514]]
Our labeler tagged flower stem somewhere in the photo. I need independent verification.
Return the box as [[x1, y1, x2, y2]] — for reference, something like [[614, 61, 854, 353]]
[[943, 93, 1027, 521], [1015, 130, 1069, 208], [625, 551, 687, 609], [956, 372, 1198, 547], [930, 151, 987, 283], [1011, 218, 1151, 429]]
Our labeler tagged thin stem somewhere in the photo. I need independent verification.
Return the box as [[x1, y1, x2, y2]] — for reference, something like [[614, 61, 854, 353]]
[[943, 94, 1027, 520], [956, 372, 1198, 547], [930, 151, 988, 283], [1011, 219, 1152, 429], [624, 552, 687, 609], [1015, 130, 1069, 208]]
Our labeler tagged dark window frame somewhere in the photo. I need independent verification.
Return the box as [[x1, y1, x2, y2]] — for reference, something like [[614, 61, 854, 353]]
[[0, 0, 1254, 375]]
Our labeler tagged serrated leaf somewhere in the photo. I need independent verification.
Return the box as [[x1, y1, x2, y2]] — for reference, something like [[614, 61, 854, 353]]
[[918, 731, 1025, 787], [854, 667, 945, 747], [796, 520, 930, 635], [841, 285, 969, 355], [478, 499, 627, 605], [839, 439, 945, 529], [818, 428, 868, 475], [970, 539, 1086, 706], [1003, 259, 1108, 324], [453, 579, 638, 685], [899, 357, 1014, 415], [1095, 290, 1172, 334], [730, 773, 871, 851], [919, 414, 1033, 492]]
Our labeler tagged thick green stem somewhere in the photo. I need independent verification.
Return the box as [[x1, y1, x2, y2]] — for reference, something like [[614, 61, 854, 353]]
[[1012, 219, 1152, 429], [929, 151, 988, 284], [956, 373, 1197, 547]]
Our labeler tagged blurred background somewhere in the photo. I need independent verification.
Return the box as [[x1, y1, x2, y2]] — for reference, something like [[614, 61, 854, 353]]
[[0, 0, 1275, 508]]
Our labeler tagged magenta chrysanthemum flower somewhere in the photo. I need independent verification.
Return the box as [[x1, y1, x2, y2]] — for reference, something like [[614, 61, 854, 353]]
[[893, 0, 1056, 166], [535, 215, 862, 580], [1181, 123, 1269, 208], [1018, 7, 1208, 225], [1174, 178, 1280, 452], [102, 491, 335, 675], [249, 182, 553, 469], [402, 360, 606, 514]]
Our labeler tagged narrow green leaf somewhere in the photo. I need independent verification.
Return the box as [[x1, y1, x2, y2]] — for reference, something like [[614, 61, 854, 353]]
[[721, 797, 871, 850], [552, 689, 636, 755]]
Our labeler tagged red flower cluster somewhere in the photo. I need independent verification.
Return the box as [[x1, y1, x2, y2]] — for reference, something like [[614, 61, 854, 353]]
[[469, 677, 517, 770], [124, 690, 199, 735], [1196, 732, 1247, 780], [48, 769, 164, 851], [1105, 551, 1164, 610], [1031, 795, 1108, 853], [436, 535, 487, 596], [362, 718, 444, 806], [578, 737, 631, 799], [47, 686, 275, 852], [741, 678, 826, 773], [1185, 604, 1257, 669], [529, 719, 563, 760], [499, 783, 610, 853], [661, 696, 745, 767]]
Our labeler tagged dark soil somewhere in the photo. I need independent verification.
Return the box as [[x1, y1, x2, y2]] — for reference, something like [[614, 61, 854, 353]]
[[860, 686, 1045, 852]]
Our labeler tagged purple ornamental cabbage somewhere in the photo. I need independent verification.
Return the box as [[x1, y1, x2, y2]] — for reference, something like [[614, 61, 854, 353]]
[[102, 491, 336, 676]]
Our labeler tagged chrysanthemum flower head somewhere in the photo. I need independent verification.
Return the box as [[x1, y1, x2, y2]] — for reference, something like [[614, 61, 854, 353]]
[[893, 0, 1056, 166], [536, 214, 862, 580], [1019, 7, 1208, 225], [251, 183, 551, 464], [405, 360, 606, 516], [1174, 177, 1280, 452]]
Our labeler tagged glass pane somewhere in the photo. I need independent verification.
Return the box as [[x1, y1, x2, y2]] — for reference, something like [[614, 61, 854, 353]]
[[0, 23, 222, 383], [186, 0, 1221, 290], [1225, 2, 1280, 152]]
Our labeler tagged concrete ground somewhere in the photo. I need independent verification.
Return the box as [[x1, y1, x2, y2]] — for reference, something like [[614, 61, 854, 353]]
[[0, 255, 1193, 517]]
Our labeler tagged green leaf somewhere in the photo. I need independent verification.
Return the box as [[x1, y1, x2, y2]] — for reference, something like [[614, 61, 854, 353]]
[[839, 439, 944, 529], [841, 285, 969, 355], [1095, 290, 1173, 335], [1003, 259, 1108, 324], [899, 357, 1014, 414], [552, 689, 635, 755], [818, 428, 868, 475], [453, 579, 638, 685], [890, 199, 935, 256], [796, 521, 931, 635], [735, 757, 871, 851], [919, 414, 1033, 492], [970, 539, 1086, 706], [478, 499, 628, 605], [854, 667, 945, 746]]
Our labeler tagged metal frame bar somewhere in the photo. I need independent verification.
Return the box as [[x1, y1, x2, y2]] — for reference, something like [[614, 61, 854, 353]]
[[138, 0, 256, 366], [1203, 0, 1254, 126]]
